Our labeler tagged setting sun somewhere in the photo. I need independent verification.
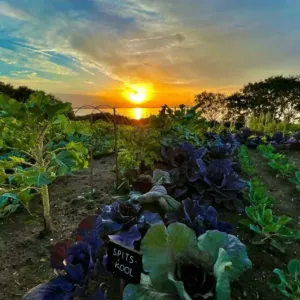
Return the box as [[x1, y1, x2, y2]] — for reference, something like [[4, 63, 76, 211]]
[[123, 84, 153, 105], [127, 86, 146, 104]]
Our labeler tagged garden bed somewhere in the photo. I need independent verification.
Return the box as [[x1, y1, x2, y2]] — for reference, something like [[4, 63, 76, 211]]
[[0, 151, 299, 300]]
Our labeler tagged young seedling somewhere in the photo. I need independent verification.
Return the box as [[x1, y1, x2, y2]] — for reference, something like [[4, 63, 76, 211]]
[[239, 204, 300, 252], [246, 178, 275, 206], [269, 259, 300, 299]]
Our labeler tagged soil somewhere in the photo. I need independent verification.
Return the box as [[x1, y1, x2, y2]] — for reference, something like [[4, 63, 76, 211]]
[[0, 150, 299, 300]]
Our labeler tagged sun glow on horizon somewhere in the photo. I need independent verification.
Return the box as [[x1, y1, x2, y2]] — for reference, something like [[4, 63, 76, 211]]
[[123, 84, 152, 104]]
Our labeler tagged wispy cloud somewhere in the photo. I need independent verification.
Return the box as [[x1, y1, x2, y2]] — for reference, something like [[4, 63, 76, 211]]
[[1, 0, 300, 105], [0, 1, 31, 21]]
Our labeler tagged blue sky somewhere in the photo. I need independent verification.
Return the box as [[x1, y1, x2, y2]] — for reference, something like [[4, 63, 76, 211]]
[[1, 0, 300, 106]]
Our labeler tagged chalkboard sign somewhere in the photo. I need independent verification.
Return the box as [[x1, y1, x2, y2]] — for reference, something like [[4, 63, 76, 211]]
[[106, 240, 143, 284]]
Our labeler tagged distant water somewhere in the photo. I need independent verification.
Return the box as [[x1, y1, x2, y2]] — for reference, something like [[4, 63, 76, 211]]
[[73, 107, 162, 120]]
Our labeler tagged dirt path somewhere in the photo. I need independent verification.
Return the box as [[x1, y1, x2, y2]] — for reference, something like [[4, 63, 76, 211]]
[[0, 155, 116, 300]]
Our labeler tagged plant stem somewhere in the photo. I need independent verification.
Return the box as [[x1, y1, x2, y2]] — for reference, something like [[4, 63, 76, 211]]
[[41, 184, 53, 233]]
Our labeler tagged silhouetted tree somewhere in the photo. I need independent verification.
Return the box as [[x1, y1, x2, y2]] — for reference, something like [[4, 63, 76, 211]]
[[14, 86, 35, 102], [0, 82, 15, 99], [0, 81, 35, 102], [194, 91, 228, 121], [227, 76, 300, 122]]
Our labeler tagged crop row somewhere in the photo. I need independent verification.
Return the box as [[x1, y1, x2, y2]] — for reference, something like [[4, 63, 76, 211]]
[[238, 145, 300, 298]]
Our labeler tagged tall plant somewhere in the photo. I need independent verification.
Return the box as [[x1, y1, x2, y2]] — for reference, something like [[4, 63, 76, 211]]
[[0, 92, 89, 233]]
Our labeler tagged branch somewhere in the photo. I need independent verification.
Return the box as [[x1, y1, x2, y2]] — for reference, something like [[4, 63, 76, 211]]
[[21, 161, 36, 167], [6, 146, 34, 159]]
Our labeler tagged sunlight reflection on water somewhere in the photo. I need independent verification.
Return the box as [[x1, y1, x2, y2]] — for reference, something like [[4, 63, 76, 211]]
[[74, 107, 162, 120]]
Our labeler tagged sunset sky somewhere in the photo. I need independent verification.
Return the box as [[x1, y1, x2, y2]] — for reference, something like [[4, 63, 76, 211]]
[[1, 0, 300, 107]]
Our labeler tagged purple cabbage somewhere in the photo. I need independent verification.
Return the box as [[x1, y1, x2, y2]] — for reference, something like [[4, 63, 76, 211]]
[[162, 143, 207, 199], [199, 159, 247, 212], [96, 202, 141, 235], [24, 276, 73, 300], [108, 224, 141, 249], [165, 199, 233, 236], [207, 136, 239, 158]]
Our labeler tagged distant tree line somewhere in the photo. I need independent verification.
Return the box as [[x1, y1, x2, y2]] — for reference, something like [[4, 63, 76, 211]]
[[0, 81, 59, 103], [195, 75, 300, 123]]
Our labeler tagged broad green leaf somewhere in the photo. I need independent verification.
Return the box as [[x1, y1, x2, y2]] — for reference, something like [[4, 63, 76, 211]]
[[0, 193, 18, 209], [14, 169, 52, 187], [295, 171, 300, 182], [141, 223, 197, 293], [263, 209, 273, 223], [278, 227, 300, 239], [273, 268, 288, 286], [52, 114, 68, 127], [249, 224, 264, 235], [135, 186, 181, 213], [152, 169, 171, 185], [197, 230, 252, 281], [123, 274, 174, 300], [287, 259, 300, 278], [65, 141, 88, 154], [263, 224, 279, 233], [277, 215, 292, 226], [214, 248, 232, 300], [168, 273, 191, 300]]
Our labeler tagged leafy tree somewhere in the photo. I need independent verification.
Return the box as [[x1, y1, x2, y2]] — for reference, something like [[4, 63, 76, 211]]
[[227, 76, 300, 122], [0, 92, 89, 233], [194, 91, 228, 121], [14, 86, 35, 102], [0, 81, 35, 102], [0, 81, 15, 98]]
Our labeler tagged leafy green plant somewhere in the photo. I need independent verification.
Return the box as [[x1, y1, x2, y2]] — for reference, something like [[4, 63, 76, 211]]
[[124, 224, 252, 300], [289, 171, 300, 191], [269, 259, 300, 299], [151, 104, 206, 147], [246, 178, 275, 206], [0, 92, 89, 232], [240, 204, 300, 252], [238, 145, 256, 176], [268, 160, 297, 177], [258, 144, 276, 160], [118, 125, 160, 176], [258, 144, 297, 177]]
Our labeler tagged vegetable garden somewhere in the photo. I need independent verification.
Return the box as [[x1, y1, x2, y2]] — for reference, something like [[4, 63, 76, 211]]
[[0, 94, 299, 300]]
